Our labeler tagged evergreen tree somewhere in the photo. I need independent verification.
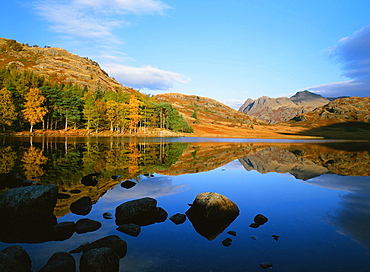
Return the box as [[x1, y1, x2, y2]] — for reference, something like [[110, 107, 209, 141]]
[[0, 88, 17, 131]]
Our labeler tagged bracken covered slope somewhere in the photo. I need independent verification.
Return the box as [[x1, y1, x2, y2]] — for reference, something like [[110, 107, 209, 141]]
[[0, 38, 136, 94]]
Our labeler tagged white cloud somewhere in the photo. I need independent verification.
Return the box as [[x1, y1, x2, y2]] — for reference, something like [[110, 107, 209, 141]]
[[35, 0, 170, 44], [221, 99, 245, 109], [103, 63, 190, 90]]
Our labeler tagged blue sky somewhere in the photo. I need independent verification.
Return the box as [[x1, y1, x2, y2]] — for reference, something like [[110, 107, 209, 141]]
[[1, 0, 370, 108]]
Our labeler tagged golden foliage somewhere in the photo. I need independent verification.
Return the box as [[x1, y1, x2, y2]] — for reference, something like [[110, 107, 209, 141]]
[[21, 146, 47, 180]]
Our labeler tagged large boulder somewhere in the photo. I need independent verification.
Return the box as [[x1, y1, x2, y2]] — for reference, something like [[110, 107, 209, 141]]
[[39, 252, 76, 272], [0, 245, 31, 272], [0, 185, 58, 243], [115, 197, 168, 226], [0, 185, 58, 222], [186, 192, 239, 240], [80, 247, 119, 272]]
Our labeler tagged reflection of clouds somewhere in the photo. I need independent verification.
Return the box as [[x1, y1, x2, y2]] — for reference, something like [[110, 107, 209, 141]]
[[102, 175, 186, 202], [304, 175, 370, 195], [222, 160, 244, 170], [310, 175, 370, 250]]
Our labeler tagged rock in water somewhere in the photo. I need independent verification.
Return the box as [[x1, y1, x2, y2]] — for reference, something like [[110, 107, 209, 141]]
[[254, 214, 268, 225], [0, 185, 58, 243], [116, 223, 141, 237], [115, 197, 167, 226], [70, 196, 92, 215], [222, 238, 233, 247], [39, 252, 76, 272], [76, 219, 101, 234], [169, 213, 187, 225], [186, 192, 239, 240], [71, 235, 128, 259], [0, 245, 31, 272], [80, 247, 119, 272]]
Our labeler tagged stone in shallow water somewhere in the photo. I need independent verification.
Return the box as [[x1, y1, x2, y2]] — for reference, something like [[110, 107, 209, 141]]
[[254, 214, 268, 225], [76, 219, 101, 234], [227, 231, 237, 236], [52, 221, 76, 241], [120, 180, 136, 189], [1, 245, 31, 272], [222, 237, 232, 247], [116, 223, 141, 237], [103, 212, 113, 219], [169, 213, 187, 225], [272, 235, 280, 241], [260, 262, 273, 269], [69, 189, 81, 194], [39, 252, 76, 272], [80, 247, 119, 272], [70, 196, 92, 215]]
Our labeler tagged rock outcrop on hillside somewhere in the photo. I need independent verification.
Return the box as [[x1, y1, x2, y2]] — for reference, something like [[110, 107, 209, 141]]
[[239, 90, 330, 123], [290, 97, 370, 124], [0, 38, 136, 94]]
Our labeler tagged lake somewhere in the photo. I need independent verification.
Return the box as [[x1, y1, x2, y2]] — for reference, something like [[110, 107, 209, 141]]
[[0, 136, 369, 271]]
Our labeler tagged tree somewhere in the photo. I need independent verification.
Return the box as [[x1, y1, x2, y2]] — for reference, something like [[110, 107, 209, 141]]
[[22, 88, 47, 133], [0, 88, 17, 131], [128, 95, 142, 134], [83, 90, 101, 132]]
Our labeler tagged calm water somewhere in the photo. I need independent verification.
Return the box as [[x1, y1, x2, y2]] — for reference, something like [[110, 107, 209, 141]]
[[0, 136, 370, 271]]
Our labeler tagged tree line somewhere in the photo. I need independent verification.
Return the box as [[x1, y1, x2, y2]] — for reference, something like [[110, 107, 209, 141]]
[[0, 65, 193, 133]]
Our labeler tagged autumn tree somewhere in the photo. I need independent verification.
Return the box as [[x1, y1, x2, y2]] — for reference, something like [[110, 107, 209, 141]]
[[83, 90, 101, 132], [22, 88, 47, 133], [0, 88, 17, 131], [128, 94, 142, 134]]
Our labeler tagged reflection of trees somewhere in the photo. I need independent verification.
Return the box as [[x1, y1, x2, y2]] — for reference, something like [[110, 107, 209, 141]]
[[0, 146, 16, 174], [21, 146, 47, 181]]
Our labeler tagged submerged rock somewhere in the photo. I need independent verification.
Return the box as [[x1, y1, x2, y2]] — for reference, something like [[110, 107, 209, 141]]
[[0, 245, 31, 272], [272, 235, 280, 241], [116, 223, 141, 237], [249, 214, 268, 228], [80, 247, 119, 272], [70, 196, 92, 215], [169, 213, 187, 225], [115, 197, 167, 226], [76, 219, 101, 234], [186, 192, 239, 240], [227, 231, 237, 236], [52, 221, 76, 241], [260, 262, 273, 269], [39, 252, 76, 272]]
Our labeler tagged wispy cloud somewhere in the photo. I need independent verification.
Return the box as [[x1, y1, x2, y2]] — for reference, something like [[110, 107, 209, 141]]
[[103, 63, 190, 90], [34, 0, 187, 91], [306, 25, 370, 97]]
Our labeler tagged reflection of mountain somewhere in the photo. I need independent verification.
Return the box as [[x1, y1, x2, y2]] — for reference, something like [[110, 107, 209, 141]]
[[239, 147, 330, 180], [238, 144, 370, 180]]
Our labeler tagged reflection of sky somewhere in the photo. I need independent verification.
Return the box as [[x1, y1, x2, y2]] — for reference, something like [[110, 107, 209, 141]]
[[305, 175, 370, 251]]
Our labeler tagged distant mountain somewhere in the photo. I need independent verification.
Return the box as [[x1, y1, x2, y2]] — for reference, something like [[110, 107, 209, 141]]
[[155, 93, 263, 126], [239, 90, 331, 124], [290, 97, 370, 124], [0, 38, 136, 94]]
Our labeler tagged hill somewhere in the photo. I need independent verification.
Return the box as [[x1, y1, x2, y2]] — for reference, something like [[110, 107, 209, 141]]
[[239, 90, 330, 123], [0, 38, 135, 94], [155, 93, 267, 136]]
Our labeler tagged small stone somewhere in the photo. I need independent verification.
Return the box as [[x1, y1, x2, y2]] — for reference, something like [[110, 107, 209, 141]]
[[222, 237, 232, 247], [169, 213, 186, 225], [69, 189, 81, 194], [260, 262, 273, 269], [103, 212, 113, 219], [227, 231, 237, 236], [272, 235, 280, 241], [250, 236, 257, 240], [116, 223, 141, 237], [76, 219, 101, 234], [111, 175, 120, 179], [249, 222, 260, 228], [254, 214, 268, 225]]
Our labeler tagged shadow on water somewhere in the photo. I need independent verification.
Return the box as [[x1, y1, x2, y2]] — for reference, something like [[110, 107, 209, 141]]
[[280, 121, 370, 140]]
